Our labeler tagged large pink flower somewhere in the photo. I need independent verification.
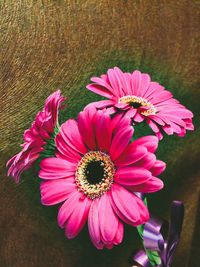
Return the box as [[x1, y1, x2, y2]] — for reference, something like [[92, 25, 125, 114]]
[[86, 67, 194, 139], [7, 90, 66, 182], [39, 107, 166, 249]]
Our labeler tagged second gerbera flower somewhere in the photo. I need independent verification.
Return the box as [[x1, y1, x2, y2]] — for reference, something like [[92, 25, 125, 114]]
[[7, 90, 66, 182], [86, 67, 194, 139], [39, 107, 166, 249]]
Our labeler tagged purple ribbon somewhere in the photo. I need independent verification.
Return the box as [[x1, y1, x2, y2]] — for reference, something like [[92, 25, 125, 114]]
[[132, 201, 184, 267]]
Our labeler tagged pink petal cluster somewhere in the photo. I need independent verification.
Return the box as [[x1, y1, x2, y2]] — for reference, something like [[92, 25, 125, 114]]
[[86, 67, 194, 139], [7, 90, 66, 182], [39, 107, 166, 249]]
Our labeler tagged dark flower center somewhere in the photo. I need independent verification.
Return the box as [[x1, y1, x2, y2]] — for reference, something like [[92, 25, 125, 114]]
[[85, 160, 105, 184], [129, 102, 142, 108], [75, 151, 115, 199], [119, 95, 157, 116]]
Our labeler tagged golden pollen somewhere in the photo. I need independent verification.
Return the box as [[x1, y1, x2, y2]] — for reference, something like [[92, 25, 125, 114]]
[[75, 151, 115, 200], [119, 95, 156, 116]]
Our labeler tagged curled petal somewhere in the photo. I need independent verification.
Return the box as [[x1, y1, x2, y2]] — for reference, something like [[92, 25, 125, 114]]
[[110, 184, 149, 226], [126, 176, 164, 193], [88, 195, 124, 249], [65, 196, 91, 239], [150, 160, 166, 176], [58, 191, 90, 230], [132, 136, 158, 153]]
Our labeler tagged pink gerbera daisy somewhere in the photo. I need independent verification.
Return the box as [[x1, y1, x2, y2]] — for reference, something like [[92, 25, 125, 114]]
[[7, 90, 66, 182], [39, 107, 166, 249], [86, 67, 194, 139]]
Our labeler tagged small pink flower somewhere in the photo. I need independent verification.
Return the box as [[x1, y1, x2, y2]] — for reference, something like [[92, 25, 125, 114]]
[[7, 90, 66, 183], [86, 67, 194, 139], [39, 107, 166, 249]]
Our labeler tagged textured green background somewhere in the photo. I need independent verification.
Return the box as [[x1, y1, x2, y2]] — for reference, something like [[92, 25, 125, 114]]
[[0, 1, 200, 267]]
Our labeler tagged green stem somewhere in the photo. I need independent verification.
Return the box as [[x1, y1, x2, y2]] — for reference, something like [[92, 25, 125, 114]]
[[136, 198, 161, 266], [39, 125, 60, 160]]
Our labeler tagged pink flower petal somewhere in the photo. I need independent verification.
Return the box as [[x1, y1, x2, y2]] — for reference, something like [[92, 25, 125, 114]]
[[132, 136, 158, 153], [90, 75, 119, 99], [88, 195, 124, 249], [150, 90, 173, 104], [58, 191, 89, 230], [134, 153, 157, 170], [150, 160, 166, 176], [110, 184, 149, 226], [148, 115, 165, 126], [185, 118, 194, 130], [161, 114, 186, 127], [58, 191, 79, 228], [131, 70, 142, 96], [115, 166, 151, 186], [110, 126, 133, 161], [40, 157, 76, 172], [86, 84, 114, 99], [44, 90, 66, 124], [39, 158, 76, 179], [163, 125, 173, 135], [55, 134, 81, 163], [39, 171, 75, 180], [115, 144, 147, 166], [114, 102, 129, 109], [113, 220, 124, 245], [123, 73, 133, 95], [64, 195, 91, 239], [113, 67, 131, 95], [104, 106, 116, 114], [156, 131, 163, 140], [40, 178, 76, 205], [91, 77, 113, 91], [169, 122, 183, 135], [157, 114, 171, 125], [84, 100, 116, 110], [95, 111, 112, 152], [163, 108, 193, 119], [139, 73, 151, 97], [78, 108, 97, 150], [142, 82, 163, 100], [133, 112, 145, 122], [147, 118, 160, 133], [88, 198, 103, 249], [59, 119, 87, 155], [177, 128, 186, 137], [112, 114, 131, 135], [127, 176, 164, 193], [125, 108, 137, 118], [98, 194, 120, 243], [107, 68, 123, 97]]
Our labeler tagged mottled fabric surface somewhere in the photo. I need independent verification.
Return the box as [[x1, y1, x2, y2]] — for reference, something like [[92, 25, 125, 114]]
[[0, 1, 200, 267]]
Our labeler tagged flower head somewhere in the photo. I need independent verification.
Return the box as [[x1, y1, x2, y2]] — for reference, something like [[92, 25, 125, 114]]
[[39, 107, 166, 249], [86, 67, 194, 139], [7, 90, 66, 182]]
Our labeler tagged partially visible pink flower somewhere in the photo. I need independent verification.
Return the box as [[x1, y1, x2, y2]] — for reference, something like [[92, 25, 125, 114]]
[[39, 107, 166, 249], [7, 90, 66, 183], [86, 67, 194, 139]]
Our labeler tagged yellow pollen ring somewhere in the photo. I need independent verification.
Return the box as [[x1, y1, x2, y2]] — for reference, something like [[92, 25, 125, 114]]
[[119, 95, 156, 116], [75, 151, 115, 200]]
